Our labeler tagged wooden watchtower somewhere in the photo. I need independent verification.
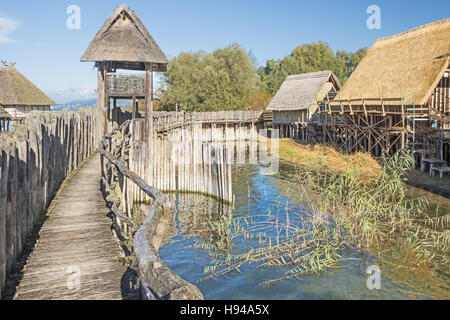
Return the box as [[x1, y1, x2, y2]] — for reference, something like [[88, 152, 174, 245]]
[[80, 4, 168, 134]]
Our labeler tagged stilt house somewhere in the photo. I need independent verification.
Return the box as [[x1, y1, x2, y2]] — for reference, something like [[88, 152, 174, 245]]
[[319, 18, 450, 166], [267, 71, 341, 139]]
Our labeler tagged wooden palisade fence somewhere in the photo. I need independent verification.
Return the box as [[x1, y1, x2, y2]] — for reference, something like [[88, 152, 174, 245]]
[[98, 112, 269, 299], [0, 108, 103, 297]]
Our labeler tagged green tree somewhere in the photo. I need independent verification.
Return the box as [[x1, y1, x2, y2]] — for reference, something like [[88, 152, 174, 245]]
[[258, 42, 367, 95], [257, 56, 302, 95], [337, 47, 368, 81], [292, 42, 346, 81], [161, 44, 259, 112], [160, 42, 367, 111]]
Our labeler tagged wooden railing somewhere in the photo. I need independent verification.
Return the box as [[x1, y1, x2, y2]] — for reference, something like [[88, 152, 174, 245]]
[[99, 121, 203, 300]]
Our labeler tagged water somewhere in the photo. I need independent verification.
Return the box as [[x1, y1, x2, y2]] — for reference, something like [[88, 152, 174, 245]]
[[405, 185, 450, 216], [158, 161, 450, 300]]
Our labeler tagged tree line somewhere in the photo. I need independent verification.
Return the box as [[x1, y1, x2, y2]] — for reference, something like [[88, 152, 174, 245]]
[[157, 42, 367, 112]]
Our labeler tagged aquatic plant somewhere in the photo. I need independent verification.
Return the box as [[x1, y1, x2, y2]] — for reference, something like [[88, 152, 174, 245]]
[[200, 149, 450, 288]]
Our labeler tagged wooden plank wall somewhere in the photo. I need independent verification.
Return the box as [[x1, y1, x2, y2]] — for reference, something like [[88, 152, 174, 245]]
[[272, 110, 307, 124], [0, 108, 103, 298], [121, 117, 263, 206]]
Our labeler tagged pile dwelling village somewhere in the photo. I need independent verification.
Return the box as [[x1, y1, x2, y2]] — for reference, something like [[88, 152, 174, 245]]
[[0, 4, 449, 300], [269, 19, 450, 177]]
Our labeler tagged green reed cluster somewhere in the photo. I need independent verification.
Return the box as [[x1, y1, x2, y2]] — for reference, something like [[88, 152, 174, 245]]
[[199, 149, 449, 286]]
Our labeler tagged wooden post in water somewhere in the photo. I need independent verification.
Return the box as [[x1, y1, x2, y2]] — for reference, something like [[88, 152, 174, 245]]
[[132, 96, 136, 120], [145, 63, 153, 187], [106, 95, 111, 133]]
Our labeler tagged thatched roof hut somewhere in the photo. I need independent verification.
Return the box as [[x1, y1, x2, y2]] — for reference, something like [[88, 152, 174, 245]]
[[81, 4, 168, 72], [0, 64, 54, 120], [267, 71, 341, 132], [0, 65, 55, 107], [336, 18, 450, 106], [268, 71, 341, 112]]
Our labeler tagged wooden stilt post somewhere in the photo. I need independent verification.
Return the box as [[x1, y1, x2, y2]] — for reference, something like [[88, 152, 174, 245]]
[[401, 98, 405, 150], [145, 63, 153, 186], [112, 98, 117, 126], [132, 96, 136, 119], [106, 96, 111, 129], [97, 66, 108, 135]]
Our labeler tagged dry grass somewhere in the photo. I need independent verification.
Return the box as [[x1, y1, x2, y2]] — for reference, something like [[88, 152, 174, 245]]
[[278, 138, 382, 178]]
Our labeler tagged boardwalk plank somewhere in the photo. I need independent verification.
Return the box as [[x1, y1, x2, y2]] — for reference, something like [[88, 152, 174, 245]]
[[14, 154, 136, 300]]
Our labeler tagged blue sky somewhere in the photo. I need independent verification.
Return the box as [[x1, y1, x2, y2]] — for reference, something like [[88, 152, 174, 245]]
[[1, 0, 449, 103]]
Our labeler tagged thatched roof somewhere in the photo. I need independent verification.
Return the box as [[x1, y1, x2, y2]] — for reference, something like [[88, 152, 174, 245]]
[[337, 18, 450, 106], [0, 105, 11, 119], [81, 4, 168, 70], [267, 71, 341, 111], [0, 65, 55, 106]]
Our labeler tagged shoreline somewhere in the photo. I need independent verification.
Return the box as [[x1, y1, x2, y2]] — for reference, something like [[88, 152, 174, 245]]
[[278, 138, 450, 199], [406, 171, 450, 199]]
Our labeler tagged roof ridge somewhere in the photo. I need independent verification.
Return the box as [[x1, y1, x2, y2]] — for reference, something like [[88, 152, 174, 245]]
[[286, 71, 331, 80], [376, 18, 450, 44], [0, 65, 16, 72], [287, 70, 331, 75], [110, 7, 150, 47]]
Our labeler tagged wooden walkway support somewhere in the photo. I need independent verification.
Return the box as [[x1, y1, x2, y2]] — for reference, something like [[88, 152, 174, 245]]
[[13, 154, 136, 300], [314, 98, 450, 162]]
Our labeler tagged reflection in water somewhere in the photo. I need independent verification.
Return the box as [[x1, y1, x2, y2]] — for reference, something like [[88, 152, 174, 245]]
[[171, 192, 233, 252], [405, 185, 450, 217], [158, 141, 450, 300]]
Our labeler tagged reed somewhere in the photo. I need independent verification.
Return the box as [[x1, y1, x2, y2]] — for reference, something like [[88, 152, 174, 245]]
[[200, 149, 450, 287]]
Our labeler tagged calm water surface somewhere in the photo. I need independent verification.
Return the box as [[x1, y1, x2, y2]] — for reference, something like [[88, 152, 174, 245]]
[[158, 159, 450, 300]]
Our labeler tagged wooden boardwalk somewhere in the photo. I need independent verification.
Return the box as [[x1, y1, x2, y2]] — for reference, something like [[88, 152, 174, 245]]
[[14, 153, 137, 300]]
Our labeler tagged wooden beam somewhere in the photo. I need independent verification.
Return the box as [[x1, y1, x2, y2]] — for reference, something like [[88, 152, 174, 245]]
[[362, 98, 368, 119], [326, 92, 331, 115]]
